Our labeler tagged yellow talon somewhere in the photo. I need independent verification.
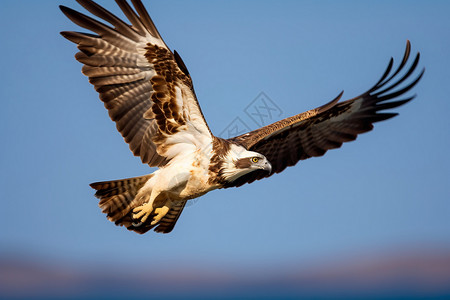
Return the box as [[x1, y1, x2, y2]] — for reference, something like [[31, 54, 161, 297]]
[[132, 203, 153, 223], [151, 206, 170, 225]]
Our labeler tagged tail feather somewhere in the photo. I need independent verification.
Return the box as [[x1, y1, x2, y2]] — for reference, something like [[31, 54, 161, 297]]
[[90, 174, 187, 234], [90, 175, 152, 222], [154, 200, 187, 233]]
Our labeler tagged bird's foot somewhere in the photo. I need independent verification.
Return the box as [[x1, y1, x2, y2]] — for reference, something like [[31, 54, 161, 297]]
[[151, 206, 170, 225], [132, 203, 154, 223]]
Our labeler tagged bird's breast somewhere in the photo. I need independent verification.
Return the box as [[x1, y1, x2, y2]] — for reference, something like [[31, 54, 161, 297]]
[[165, 151, 217, 200]]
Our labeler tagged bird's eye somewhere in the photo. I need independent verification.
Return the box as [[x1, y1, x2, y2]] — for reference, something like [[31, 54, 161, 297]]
[[251, 157, 259, 163]]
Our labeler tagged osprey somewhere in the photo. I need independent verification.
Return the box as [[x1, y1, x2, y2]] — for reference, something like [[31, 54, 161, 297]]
[[61, 0, 424, 234]]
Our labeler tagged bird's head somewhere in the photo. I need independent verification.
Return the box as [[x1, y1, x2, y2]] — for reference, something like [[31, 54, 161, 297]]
[[220, 144, 272, 182]]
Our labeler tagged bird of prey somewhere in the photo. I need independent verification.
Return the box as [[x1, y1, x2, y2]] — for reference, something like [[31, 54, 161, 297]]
[[60, 0, 424, 234]]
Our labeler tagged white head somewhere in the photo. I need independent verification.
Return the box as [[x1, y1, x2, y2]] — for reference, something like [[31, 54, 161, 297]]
[[220, 144, 272, 182]]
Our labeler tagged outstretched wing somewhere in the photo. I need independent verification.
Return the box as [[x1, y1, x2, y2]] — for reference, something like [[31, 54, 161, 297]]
[[227, 41, 424, 188], [60, 0, 212, 166]]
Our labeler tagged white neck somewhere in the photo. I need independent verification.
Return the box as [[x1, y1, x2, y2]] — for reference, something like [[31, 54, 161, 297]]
[[220, 144, 260, 182]]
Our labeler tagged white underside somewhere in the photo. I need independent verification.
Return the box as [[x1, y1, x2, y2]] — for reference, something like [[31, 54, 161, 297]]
[[139, 143, 219, 205]]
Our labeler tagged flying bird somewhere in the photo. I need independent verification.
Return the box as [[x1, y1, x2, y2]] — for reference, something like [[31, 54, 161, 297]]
[[60, 0, 424, 234]]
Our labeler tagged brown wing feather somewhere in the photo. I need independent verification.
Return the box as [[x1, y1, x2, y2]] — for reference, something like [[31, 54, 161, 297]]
[[60, 0, 212, 166], [226, 41, 424, 188]]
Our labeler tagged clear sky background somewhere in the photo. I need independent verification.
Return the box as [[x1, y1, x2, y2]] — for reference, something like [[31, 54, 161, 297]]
[[1, 0, 449, 284]]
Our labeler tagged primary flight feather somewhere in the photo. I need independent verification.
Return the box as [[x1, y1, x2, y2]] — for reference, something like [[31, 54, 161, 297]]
[[60, 0, 424, 234]]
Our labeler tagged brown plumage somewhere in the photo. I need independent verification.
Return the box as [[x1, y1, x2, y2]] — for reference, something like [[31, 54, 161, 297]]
[[61, 0, 215, 233], [60, 0, 210, 167], [91, 175, 152, 222], [90, 175, 188, 234], [61, 0, 423, 235], [226, 41, 423, 188]]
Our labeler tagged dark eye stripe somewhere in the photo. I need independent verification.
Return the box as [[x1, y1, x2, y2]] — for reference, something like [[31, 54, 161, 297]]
[[235, 158, 252, 169]]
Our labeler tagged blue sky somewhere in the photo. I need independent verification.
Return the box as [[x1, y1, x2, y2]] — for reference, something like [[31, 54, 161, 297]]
[[1, 0, 449, 274]]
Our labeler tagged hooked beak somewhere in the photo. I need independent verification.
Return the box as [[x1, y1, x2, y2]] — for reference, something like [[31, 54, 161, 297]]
[[262, 161, 272, 173]]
